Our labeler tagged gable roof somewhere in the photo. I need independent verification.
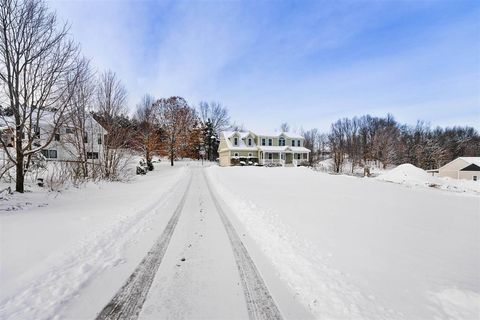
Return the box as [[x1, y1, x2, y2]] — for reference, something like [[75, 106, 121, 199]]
[[221, 130, 303, 140], [460, 163, 480, 171], [459, 157, 480, 167], [221, 131, 257, 150]]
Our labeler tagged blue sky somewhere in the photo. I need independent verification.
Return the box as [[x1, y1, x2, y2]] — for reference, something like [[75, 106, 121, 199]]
[[49, 0, 479, 132]]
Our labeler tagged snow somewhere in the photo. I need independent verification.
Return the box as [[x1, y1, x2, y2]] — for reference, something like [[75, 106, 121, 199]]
[[459, 157, 480, 167], [206, 165, 480, 319], [1, 162, 478, 319], [376, 163, 480, 194], [0, 162, 188, 319], [376, 163, 441, 186]]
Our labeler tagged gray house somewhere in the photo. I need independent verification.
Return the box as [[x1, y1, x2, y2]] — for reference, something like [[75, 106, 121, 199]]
[[432, 157, 480, 181]]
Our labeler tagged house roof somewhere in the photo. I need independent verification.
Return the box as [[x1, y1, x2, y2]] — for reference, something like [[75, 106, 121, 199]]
[[222, 130, 304, 139], [255, 131, 304, 139], [290, 146, 311, 152], [258, 146, 310, 153], [460, 163, 480, 171], [221, 131, 256, 150], [459, 157, 480, 167]]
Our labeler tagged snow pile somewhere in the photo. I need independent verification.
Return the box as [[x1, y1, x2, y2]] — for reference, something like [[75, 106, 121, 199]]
[[430, 288, 480, 319], [376, 164, 480, 194], [376, 163, 441, 186]]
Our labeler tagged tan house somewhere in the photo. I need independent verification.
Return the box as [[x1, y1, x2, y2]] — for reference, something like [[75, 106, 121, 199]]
[[433, 157, 480, 181], [218, 131, 311, 167]]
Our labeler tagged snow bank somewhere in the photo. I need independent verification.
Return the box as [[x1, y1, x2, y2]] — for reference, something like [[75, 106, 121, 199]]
[[0, 162, 188, 319], [207, 165, 480, 320], [376, 163, 441, 186], [430, 288, 480, 319], [376, 163, 480, 194]]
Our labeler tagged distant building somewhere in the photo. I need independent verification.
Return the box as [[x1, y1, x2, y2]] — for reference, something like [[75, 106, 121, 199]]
[[1, 113, 107, 162], [431, 157, 480, 181], [218, 131, 311, 167]]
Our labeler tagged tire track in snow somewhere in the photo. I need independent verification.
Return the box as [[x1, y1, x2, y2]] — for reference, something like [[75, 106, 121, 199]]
[[96, 173, 193, 320], [203, 170, 283, 320]]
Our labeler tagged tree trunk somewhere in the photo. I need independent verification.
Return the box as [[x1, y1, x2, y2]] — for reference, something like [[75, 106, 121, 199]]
[[170, 151, 174, 166], [15, 152, 24, 193]]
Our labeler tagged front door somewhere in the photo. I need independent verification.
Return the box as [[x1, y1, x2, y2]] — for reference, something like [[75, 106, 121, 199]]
[[285, 153, 293, 164]]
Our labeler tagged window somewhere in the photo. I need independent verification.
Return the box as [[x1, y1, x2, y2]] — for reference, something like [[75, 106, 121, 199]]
[[297, 140, 300, 147], [291, 140, 295, 146], [87, 152, 99, 159], [65, 127, 74, 134], [54, 133, 60, 141], [248, 138, 252, 146], [474, 176, 478, 181], [268, 139, 272, 146], [234, 137, 238, 146], [296, 153, 301, 160], [268, 153, 273, 159], [279, 137, 285, 146], [41, 149, 57, 159], [248, 153, 253, 157], [83, 132, 88, 143], [234, 152, 239, 157], [97, 134, 102, 145], [261, 138, 266, 146]]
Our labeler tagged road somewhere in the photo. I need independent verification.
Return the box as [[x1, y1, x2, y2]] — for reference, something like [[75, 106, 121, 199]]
[[95, 166, 290, 320]]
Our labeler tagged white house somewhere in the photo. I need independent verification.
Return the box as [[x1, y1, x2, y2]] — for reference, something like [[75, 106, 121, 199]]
[[218, 130, 311, 167], [1, 112, 107, 163]]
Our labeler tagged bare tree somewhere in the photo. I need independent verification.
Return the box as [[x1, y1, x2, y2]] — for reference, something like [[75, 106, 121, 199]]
[[229, 122, 246, 132], [62, 59, 102, 180], [302, 128, 318, 166], [198, 101, 230, 133], [94, 70, 132, 179], [0, 0, 82, 192], [328, 119, 346, 173], [157, 96, 197, 166], [133, 94, 161, 170], [280, 122, 290, 132]]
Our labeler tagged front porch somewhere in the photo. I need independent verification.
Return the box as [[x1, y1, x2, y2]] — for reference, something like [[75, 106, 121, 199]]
[[259, 151, 309, 167]]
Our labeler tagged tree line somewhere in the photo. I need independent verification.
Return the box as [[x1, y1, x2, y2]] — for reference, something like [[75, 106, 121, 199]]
[[302, 114, 480, 173]]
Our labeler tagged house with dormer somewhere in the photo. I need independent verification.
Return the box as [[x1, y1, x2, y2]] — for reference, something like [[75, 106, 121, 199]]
[[218, 131, 310, 167]]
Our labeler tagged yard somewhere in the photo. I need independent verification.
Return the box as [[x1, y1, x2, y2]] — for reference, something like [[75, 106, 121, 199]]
[[206, 165, 480, 319]]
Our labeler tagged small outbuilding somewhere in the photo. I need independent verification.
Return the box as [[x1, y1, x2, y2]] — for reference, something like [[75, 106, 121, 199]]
[[437, 157, 480, 181]]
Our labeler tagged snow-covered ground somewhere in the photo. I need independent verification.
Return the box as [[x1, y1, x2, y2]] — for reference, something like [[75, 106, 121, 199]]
[[1, 162, 479, 319], [0, 162, 189, 319], [206, 165, 480, 319]]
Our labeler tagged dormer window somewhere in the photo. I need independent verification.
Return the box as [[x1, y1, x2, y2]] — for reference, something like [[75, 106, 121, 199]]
[[248, 138, 252, 146], [268, 139, 272, 146], [297, 140, 300, 147], [261, 138, 266, 146], [279, 137, 285, 146], [291, 140, 295, 146], [234, 137, 238, 146]]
